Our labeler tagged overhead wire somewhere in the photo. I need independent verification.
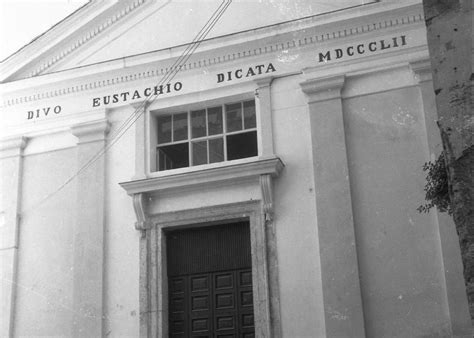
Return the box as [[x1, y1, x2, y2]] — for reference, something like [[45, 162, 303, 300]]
[[22, 0, 232, 215], [74, 0, 232, 177], [107, 0, 231, 142]]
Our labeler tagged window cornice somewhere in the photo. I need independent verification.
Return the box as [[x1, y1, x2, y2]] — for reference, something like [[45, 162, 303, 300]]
[[120, 156, 284, 196]]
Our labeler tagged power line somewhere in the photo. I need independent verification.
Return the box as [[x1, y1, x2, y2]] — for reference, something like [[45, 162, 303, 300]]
[[22, 0, 232, 215], [72, 0, 232, 178], [107, 0, 230, 143]]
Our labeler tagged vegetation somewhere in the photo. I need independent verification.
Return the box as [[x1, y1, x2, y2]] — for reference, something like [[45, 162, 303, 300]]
[[418, 152, 452, 215]]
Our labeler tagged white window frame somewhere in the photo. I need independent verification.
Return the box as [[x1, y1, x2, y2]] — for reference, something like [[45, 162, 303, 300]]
[[155, 99, 258, 171], [142, 78, 274, 177]]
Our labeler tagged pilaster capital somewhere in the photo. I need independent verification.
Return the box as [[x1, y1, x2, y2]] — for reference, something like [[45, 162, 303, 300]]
[[130, 101, 150, 112], [0, 136, 27, 158], [254, 76, 274, 89], [300, 75, 345, 103], [410, 59, 433, 83], [71, 118, 110, 144]]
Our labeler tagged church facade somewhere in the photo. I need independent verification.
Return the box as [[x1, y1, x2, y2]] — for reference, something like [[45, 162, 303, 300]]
[[0, 0, 472, 337]]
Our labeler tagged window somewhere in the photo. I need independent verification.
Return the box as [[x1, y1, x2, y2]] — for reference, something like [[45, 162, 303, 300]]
[[156, 100, 257, 171]]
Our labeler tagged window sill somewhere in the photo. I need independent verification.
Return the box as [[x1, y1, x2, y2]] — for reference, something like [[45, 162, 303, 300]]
[[120, 156, 284, 195]]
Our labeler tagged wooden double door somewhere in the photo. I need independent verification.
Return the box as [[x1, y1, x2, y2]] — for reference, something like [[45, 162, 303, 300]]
[[167, 222, 255, 338]]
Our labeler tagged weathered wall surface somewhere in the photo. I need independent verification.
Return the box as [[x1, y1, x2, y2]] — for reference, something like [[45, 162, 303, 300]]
[[343, 84, 451, 336], [14, 147, 76, 336], [272, 75, 326, 337], [103, 106, 140, 336]]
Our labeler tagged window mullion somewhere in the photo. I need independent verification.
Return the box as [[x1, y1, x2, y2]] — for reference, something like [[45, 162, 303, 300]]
[[205, 109, 209, 164], [171, 113, 174, 142], [223, 104, 228, 161], [188, 110, 192, 166], [241, 101, 245, 130]]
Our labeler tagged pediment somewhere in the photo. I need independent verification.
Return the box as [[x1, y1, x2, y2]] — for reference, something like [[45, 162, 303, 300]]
[[0, 0, 359, 83]]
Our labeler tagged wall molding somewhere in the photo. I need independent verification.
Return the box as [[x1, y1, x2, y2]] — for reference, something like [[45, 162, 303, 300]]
[[410, 59, 433, 83], [70, 116, 110, 144], [29, 0, 149, 78], [300, 75, 345, 103], [0, 136, 28, 159], [120, 157, 284, 196]]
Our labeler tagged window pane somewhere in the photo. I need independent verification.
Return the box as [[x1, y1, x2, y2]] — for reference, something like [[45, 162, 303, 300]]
[[243, 100, 256, 129], [225, 103, 242, 132], [208, 106, 223, 135], [157, 115, 172, 144], [226, 131, 258, 161], [191, 109, 206, 138], [209, 138, 224, 163], [173, 112, 188, 141], [157, 143, 189, 171], [192, 140, 207, 166]]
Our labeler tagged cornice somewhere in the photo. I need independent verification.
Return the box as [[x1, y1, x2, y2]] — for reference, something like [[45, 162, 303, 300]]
[[410, 59, 433, 83], [300, 75, 345, 103], [120, 157, 284, 196], [0, 136, 27, 159], [1, 3, 425, 108], [70, 116, 110, 144], [0, 1, 108, 80], [28, 0, 149, 78]]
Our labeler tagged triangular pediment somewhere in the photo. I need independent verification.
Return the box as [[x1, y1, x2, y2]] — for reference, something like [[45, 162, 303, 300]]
[[0, 0, 360, 82]]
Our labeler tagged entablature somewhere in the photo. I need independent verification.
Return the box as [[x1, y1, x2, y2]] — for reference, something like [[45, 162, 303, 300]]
[[1, 1, 425, 109]]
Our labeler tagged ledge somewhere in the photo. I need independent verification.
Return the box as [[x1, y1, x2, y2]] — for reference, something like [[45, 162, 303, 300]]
[[120, 157, 284, 195], [300, 75, 345, 103]]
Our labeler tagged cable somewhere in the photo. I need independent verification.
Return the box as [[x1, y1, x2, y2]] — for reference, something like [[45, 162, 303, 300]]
[[71, 0, 231, 181], [106, 0, 230, 143], [22, 0, 232, 215]]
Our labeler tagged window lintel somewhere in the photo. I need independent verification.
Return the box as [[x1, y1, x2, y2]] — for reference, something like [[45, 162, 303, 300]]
[[120, 156, 283, 196]]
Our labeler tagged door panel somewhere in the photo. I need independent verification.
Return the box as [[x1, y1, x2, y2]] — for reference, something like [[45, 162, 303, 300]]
[[167, 222, 254, 337]]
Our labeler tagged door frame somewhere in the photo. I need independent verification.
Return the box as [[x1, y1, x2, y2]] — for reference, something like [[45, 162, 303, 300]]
[[139, 200, 279, 337]]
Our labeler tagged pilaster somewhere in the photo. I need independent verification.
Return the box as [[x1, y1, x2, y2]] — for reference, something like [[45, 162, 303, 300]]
[[259, 173, 282, 337], [255, 76, 275, 158], [132, 103, 149, 180], [300, 74, 366, 337], [70, 115, 109, 337], [0, 136, 27, 338]]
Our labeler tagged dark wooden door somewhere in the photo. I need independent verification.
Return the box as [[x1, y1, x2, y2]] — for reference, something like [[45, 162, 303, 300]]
[[167, 222, 255, 337]]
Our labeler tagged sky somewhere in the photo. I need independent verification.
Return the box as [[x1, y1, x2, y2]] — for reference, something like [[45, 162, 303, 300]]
[[0, 0, 88, 61]]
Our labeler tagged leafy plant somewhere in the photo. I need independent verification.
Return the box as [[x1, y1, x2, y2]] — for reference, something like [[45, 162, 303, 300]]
[[418, 151, 452, 215]]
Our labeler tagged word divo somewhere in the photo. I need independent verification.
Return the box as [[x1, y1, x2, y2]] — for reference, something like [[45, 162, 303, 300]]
[[27, 105, 61, 119]]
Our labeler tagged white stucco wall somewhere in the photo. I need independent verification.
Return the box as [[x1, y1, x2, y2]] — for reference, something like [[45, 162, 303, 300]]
[[271, 75, 326, 337], [343, 85, 451, 336], [14, 148, 76, 336], [103, 106, 140, 336]]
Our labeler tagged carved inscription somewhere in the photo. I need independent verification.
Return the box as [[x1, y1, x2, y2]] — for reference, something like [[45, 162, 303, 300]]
[[92, 81, 182, 108], [27, 105, 61, 120], [318, 35, 407, 63], [217, 63, 276, 83]]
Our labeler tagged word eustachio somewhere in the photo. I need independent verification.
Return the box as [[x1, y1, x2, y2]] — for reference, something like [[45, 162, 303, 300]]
[[92, 81, 182, 108]]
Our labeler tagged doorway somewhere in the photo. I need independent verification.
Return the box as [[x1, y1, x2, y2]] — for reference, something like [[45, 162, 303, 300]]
[[167, 221, 255, 337]]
